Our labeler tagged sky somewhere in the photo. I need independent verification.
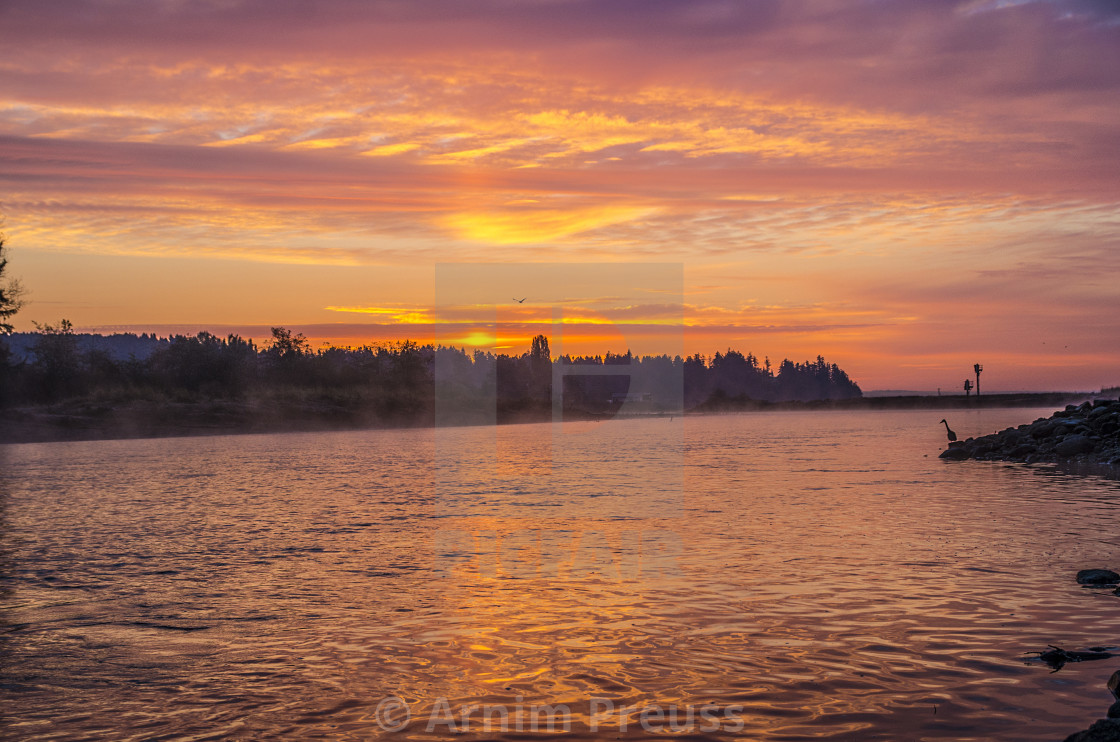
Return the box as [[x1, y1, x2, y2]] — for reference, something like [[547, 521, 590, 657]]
[[1, 0, 1118, 391]]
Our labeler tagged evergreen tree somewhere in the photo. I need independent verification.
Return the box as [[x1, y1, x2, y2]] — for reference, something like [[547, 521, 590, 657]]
[[0, 235, 25, 334]]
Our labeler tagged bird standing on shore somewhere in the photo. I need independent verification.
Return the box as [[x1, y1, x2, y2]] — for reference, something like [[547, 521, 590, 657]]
[[940, 419, 957, 442]]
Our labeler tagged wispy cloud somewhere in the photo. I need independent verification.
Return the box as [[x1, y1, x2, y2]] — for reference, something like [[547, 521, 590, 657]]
[[1, 0, 1118, 389]]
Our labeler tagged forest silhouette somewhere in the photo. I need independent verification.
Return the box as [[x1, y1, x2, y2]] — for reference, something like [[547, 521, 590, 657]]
[[0, 326, 861, 437]]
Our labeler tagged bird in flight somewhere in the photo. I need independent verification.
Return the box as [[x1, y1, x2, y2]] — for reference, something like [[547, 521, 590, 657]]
[[513, 297, 526, 303]]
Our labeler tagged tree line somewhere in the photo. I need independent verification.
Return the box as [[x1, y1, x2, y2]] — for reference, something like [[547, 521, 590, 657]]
[[0, 233, 860, 424], [0, 323, 861, 421]]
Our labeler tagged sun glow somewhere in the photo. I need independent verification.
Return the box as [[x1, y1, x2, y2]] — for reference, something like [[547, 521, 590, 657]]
[[444, 205, 655, 244]]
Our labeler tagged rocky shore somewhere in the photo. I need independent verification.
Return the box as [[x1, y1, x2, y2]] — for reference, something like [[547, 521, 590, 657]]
[[1058, 569, 1120, 741], [939, 398, 1120, 466], [1059, 662, 1120, 742]]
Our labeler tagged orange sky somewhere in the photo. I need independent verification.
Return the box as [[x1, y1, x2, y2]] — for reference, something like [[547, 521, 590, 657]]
[[1, 0, 1118, 390]]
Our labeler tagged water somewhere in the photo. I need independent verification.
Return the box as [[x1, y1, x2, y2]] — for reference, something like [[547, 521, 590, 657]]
[[2, 408, 1120, 740]]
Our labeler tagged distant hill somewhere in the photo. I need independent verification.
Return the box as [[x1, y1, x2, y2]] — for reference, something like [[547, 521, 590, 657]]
[[3, 331, 167, 363]]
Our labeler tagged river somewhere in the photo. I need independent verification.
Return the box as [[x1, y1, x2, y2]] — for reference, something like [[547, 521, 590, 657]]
[[2, 408, 1118, 740]]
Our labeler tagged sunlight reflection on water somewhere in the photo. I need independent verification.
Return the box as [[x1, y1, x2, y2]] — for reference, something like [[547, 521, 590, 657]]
[[2, 408, 1120, 740]]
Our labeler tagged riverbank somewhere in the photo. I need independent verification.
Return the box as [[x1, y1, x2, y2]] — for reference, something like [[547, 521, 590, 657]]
[[0, 397, 411, 444], [0, 391, 1099, 444], [939, 398, 1120, 466], [694, 391, 1092, 412]]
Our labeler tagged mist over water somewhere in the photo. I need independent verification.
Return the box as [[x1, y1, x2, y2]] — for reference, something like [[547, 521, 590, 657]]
[[2, 408, 1119, 740]]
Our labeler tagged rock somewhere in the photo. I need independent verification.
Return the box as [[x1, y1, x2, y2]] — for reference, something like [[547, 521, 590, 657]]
[[1058, 434, 1095, 457], [1079, 569, 1120, 585], [1008, 443, 1037, 458], [1064, 719, 1120, 742], [1109, 702, 1120, 719], [1110, 670, 1120, 700], [939, 447, 970, 460]]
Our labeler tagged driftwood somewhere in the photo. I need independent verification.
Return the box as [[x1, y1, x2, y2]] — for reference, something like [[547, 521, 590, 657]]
[[1028, 645, 1116, 671]]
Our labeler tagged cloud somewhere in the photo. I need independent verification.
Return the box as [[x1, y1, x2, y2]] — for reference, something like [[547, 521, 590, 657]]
[[2, 0, 1118, 389]]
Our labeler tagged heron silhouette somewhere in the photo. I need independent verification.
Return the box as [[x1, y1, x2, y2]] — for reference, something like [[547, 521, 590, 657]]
[[939, 419, 957, 442], [513, 297, 526, 303]]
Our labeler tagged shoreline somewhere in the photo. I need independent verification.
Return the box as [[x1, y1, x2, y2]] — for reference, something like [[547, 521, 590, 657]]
[[940, 398, 1120, 468], [690, 391, 1092, 412], [0, 391, 1097, 445]]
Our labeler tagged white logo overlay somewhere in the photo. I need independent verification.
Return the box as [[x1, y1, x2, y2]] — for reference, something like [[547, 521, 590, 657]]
[[374, 696, 411, 732], [372, 696, 746, 734]]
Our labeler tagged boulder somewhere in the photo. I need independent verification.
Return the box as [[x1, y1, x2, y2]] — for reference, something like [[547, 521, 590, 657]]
[[1064, 719, 1120, 742], [939, 447, 970, 460], [1057, 434, 1095, 457], [1078, 569, 1120, 585], [1032, 422, 1055, 439]]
